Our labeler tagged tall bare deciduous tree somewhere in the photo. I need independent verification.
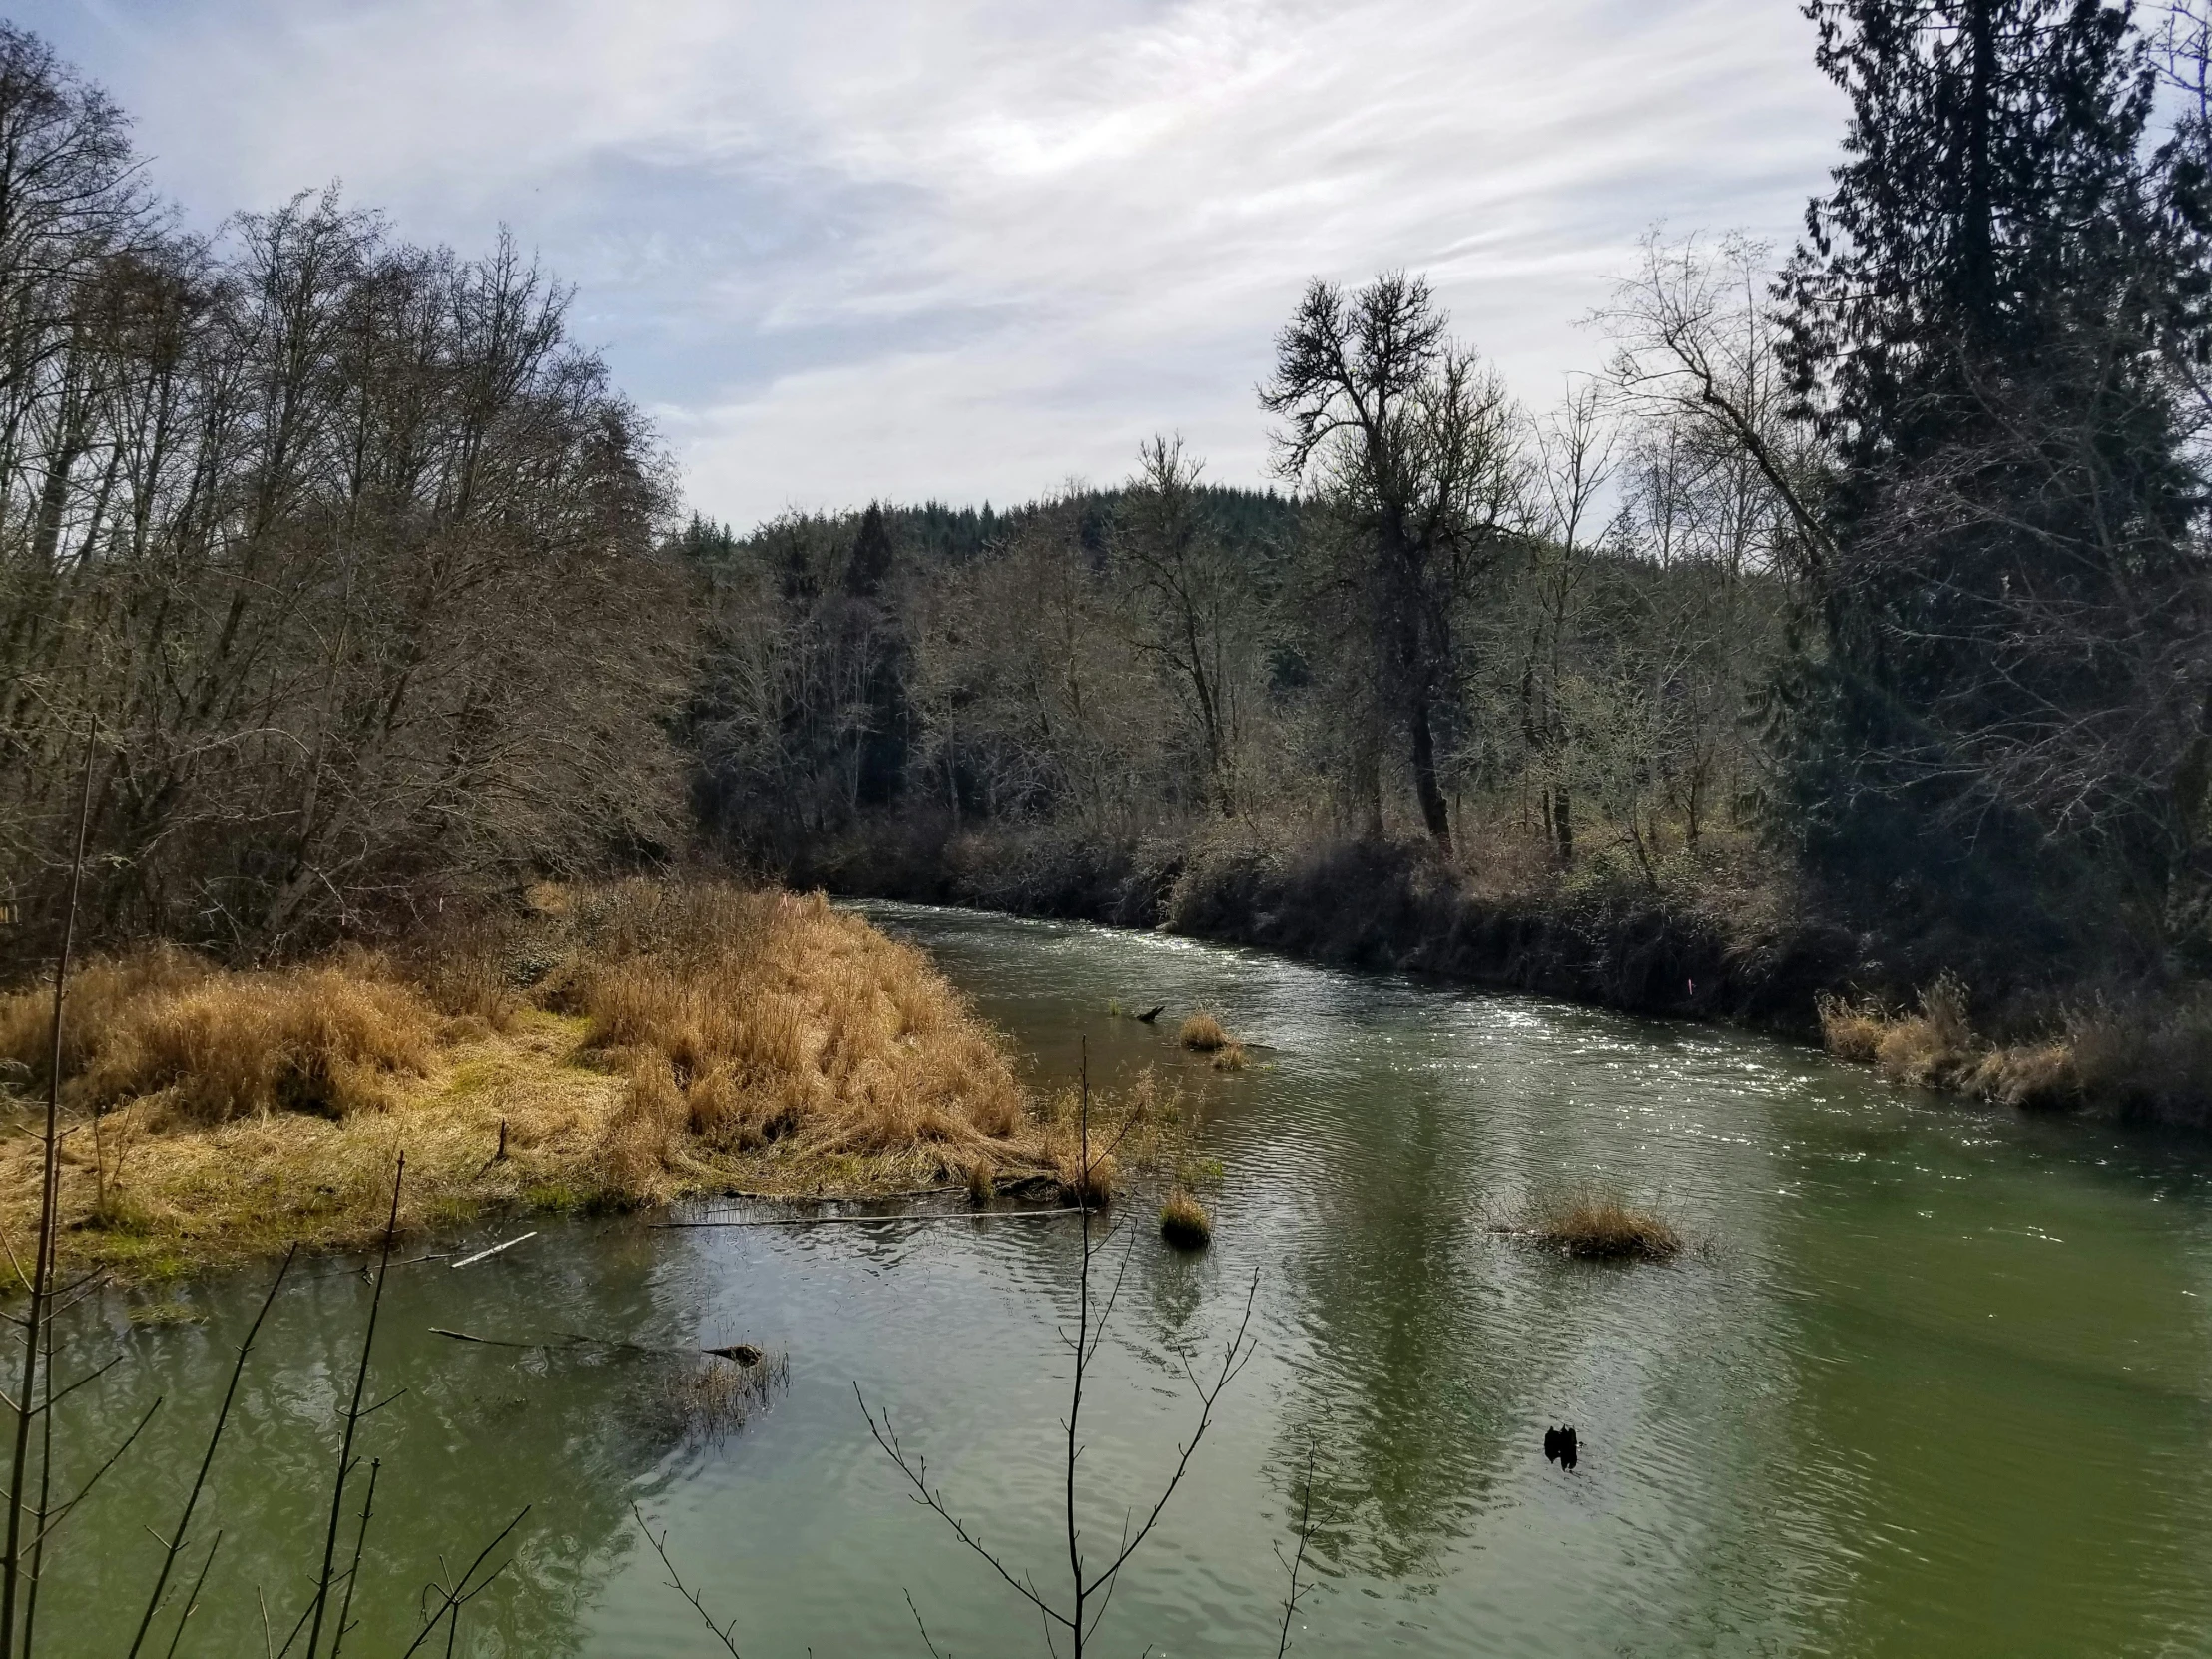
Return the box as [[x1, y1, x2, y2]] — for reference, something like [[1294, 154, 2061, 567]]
[[1111, 436, 1266, 818], [1262, 273, 1519, 850]]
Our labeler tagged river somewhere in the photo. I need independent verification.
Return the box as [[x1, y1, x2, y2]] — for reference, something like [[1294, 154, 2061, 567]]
[[35, 901, 2212, 1656]]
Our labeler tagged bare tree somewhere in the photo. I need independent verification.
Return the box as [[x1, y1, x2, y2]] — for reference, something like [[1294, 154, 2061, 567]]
[[1263, 273, 1520, 850], [1112, 436, 1266, 817]]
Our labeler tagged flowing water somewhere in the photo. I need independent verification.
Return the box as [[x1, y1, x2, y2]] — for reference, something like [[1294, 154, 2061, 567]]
[[34, 902, 2212, 1657]]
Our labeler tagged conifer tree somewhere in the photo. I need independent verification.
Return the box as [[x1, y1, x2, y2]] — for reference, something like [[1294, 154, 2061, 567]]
[[1779, 0, 2208, 942]]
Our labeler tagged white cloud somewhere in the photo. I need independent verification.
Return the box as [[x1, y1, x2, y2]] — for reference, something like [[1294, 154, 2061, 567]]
[[27, 0, 1842, 526]]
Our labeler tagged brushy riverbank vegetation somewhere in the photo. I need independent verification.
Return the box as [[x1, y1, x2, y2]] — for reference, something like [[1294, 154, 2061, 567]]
[[0, 881, 1178, 1279]]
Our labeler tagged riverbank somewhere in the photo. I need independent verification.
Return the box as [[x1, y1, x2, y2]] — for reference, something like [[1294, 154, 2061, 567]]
[[780, 817, 2212, 1131], [0, 881, 1174, 1280]]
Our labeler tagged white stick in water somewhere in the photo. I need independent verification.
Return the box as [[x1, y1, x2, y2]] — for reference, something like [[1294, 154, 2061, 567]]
[[449, 1232, 538, 1269]]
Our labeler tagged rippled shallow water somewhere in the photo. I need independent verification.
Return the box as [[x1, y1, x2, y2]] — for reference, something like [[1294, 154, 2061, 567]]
[[36, 903, 2212, 1656]]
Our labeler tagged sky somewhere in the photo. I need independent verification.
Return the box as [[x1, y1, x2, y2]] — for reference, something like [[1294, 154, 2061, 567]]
[[17, 1, 1846, 531]]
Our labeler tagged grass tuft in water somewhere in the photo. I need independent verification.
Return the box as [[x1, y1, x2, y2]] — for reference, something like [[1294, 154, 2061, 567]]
[[1159, 1187, 1212, 1249], [1179, 1011, 1231, 1052], [126, 1299, 207, 1328], [657, 1348, 790, 1448], [1531, 1192, 1681, 1261]]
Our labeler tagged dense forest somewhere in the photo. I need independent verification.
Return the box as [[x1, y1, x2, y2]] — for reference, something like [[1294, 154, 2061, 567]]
[[9, 2, 2212, 1117]]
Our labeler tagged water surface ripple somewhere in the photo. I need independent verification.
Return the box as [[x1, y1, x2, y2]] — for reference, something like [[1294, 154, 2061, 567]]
[[37, 902, 2212, 1657]]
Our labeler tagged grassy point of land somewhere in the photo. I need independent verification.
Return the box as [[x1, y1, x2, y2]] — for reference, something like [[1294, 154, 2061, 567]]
[[0, 881, 1186, 1282]]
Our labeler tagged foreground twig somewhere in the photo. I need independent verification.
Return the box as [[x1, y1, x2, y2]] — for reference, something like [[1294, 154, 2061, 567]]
[[1274, 1440, 1322, 1658], [326, 1459, 378, 1659], [395, 1505, 529, 1659], [20, 1324, 51, 1658], [633, 1504, 744, 1655], [305, 1157, 403, 1657], [127, 1246, 297, 1659], [862, 1037, 1262, 1657], [160, 1532, 221, 1659], [1, 722, 96, 1659]]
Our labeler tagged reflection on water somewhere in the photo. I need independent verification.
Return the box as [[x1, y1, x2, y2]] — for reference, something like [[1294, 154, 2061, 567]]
[[34, 901, 2212, 1656]]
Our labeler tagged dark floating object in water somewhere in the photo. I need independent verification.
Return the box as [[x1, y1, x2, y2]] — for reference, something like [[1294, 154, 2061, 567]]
[[1135, 1004, 1166, 1024], [1543, 1424, 1579, 1472], [705, 1343, 764, 1366]]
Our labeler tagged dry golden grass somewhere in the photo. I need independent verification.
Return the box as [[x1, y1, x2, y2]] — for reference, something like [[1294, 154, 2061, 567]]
[[1818, 973, 2091, 1112], [1814, 991, 1888, 1064], [1209, 1040, 1249, 1072], [0, 880, 1173, 1280], [17, 956, 438, 1125], [1531, 1194, 1682, 1262], [1818, 974, 1980, 1088], [1159, 1187, 1212, 1249], [1179, 1011, 1231, 1052]]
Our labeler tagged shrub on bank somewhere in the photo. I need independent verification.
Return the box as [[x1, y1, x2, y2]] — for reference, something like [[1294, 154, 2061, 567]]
[[1819, 976, 2212, 1128]]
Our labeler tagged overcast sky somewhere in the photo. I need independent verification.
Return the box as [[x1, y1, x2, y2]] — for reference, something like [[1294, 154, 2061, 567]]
[[16, 1, 1844, 529]]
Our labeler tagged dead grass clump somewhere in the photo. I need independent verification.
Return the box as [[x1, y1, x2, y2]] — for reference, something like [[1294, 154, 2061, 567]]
[[602, 1058, 691, 1201], [0, 953, 439, 1124], [1817, 973, 1985, 1091], [1179, 1011, 1231, 1052], [1967, 1041, 2079, 1110], [1159, 1187, 1212, 1249], [1032, 1067, 1185, 1206], [1815, 991, 1888, 1064], [0, 945, 213, 1083], [0, 878, 1209, 1277], [397, 915, 530, 1030], [126, 1300, 206, 1328], [1050, 1137, 1119, 1205], [1532, 1193, 1681, 1262], [1871, 973, 1976, 1089], [1209, 1040, 1249, 1072], [568, 887, 1027, 1165], [659, 1348, 789, 1448], [2061, 998, 2212, 1126]]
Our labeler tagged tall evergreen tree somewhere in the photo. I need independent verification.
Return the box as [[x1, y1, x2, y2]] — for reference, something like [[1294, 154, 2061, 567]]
[[1779, 0, 2208, 945]]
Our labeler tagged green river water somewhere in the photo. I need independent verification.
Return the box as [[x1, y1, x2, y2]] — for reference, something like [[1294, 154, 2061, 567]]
[[31, 902, 2212, 1656]]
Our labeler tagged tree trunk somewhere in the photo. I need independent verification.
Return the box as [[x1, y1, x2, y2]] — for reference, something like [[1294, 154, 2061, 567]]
[[1409, 693, 1451, 851]]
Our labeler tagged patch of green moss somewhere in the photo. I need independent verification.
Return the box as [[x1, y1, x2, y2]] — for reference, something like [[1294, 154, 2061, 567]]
[[446, 1060, 500, 1097]]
